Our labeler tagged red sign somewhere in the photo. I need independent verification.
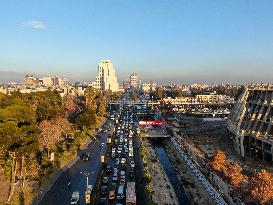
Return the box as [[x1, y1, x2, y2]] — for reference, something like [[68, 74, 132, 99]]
[[139, 120, 167, 126]]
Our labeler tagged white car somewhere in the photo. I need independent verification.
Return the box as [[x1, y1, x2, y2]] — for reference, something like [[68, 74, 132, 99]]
[[70, 192, 79, 205], [121, 158, 126, 164], [130, 161, 135, 168], [86, 185, 93, 194]]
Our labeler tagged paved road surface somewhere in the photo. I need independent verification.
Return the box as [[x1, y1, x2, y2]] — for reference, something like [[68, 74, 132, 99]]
[[39, 120, 113, 205]]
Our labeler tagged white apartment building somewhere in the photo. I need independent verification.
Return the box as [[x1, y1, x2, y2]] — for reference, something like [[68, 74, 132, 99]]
[[196, 93, 234, 103], [141, 81, 156, 92], [92, 60, 119, 92], [42, 76, 67, 87], [130, 73, 138, 88]]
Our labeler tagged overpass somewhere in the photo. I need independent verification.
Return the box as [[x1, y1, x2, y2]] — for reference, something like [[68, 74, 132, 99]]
[[141, 128, 171, 138]]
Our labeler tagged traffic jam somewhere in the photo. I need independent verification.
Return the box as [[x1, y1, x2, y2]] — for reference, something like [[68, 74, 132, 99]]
[[96, 105, 137, 205]]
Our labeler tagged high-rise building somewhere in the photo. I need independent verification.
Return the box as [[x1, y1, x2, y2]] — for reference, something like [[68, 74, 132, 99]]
[[22, 74, 38, 85], [93, 60, 119, 92], [227, 84, 273, 162], [130, 73, 138, 88]]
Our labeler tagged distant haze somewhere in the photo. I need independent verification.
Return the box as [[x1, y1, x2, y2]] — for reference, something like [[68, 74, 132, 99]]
[[1, 1, 273, 84]]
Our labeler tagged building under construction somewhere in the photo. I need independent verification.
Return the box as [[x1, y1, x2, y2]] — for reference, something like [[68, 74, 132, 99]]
[[227, 84, 273, 162]]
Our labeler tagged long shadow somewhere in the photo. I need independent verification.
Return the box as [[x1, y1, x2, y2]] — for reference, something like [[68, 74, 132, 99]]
[[151, 139, 190, 205]]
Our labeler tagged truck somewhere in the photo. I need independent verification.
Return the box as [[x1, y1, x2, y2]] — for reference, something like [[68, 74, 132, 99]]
[[126, 182, 136, 205]]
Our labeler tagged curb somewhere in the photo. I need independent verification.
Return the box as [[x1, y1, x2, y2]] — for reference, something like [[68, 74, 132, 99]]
[[32, 118, 107, 205]]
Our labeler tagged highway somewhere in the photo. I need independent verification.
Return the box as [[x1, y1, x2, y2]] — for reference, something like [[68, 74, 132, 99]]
[[39, 120, 113, 205]]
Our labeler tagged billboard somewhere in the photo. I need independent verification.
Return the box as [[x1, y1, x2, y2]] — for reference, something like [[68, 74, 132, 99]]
[[139, 120, 167, 126]]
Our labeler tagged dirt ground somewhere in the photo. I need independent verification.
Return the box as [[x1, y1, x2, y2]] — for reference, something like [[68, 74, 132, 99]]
[[176, 115, 273, 173], [142, 139, 180, 205], [164, 141, 215, 205]]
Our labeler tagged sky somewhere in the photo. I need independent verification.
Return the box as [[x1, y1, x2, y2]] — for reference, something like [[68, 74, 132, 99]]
[[0, 0, 273, 84]]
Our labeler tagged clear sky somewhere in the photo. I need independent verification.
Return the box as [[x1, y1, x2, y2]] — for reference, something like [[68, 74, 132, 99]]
[[1, 0, 273, 84]]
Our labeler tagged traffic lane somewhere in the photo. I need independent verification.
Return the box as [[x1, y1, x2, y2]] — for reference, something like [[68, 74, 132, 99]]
[[39, 131, 110, 205]]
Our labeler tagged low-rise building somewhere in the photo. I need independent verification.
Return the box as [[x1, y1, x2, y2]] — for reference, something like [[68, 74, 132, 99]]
[[141, 81, 156, 92], [196, 93, 234, 103]]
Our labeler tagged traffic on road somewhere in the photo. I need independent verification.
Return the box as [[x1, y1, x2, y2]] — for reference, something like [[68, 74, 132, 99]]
[[95, 104, 137, 205]]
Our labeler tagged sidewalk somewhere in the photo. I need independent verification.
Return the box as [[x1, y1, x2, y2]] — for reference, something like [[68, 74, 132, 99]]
[[32, 118, 107, 205]]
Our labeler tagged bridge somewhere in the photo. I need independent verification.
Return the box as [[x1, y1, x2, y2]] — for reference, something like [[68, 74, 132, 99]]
[[141, 128, 171, 138]]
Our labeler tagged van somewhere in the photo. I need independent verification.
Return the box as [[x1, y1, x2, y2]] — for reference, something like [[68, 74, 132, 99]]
[[70, 191, 79, 204], [117, 185, 124, 199]]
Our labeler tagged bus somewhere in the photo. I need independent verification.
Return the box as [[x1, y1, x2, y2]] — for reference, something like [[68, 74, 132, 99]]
[[126, 182, 136, 205]]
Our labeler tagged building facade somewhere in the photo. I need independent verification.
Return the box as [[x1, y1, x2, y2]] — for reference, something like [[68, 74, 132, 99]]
[[93, 60, 119, 92], [141, 81, 156, 92], [196, 93, 234, 103], [22, 74, 38, 85], [227, 84, 273, 162], [130, 73, 138, 88]]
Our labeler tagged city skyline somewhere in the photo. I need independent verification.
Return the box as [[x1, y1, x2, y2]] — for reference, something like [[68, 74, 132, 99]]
[[1, 1, 273, 84]]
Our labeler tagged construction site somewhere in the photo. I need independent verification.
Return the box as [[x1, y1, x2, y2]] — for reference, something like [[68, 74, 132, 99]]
[[166, 84, 273, 204]]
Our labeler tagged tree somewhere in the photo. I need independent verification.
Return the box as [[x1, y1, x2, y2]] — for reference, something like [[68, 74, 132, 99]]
[[84, 87, 98, 112], [35, 91, 65, 121], [226, 162, 245, 187], [209, 150, 227, 173], [54, 117, 73, 136], [38, 120, 62, 157], [130, 91, 138, 102], [75, 110, 97, 129], [151, 87, 165, 100], [63, 94, 77, 112], [96, 94, 107, 117], [249, 169, 273, 203]]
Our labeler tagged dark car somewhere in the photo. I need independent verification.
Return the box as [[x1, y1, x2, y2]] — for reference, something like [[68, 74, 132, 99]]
[[81, 152, 91, 161], [101, 185, 108, 195], [106, 165, 112, 173]]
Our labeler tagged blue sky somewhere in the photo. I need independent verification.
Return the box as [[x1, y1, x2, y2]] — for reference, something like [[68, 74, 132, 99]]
[[0, 0, 273, 84]]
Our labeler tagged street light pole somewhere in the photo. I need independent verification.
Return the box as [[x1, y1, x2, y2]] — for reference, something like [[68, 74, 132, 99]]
[[80, 172, 90, 187], [80, 171, 94, 189]]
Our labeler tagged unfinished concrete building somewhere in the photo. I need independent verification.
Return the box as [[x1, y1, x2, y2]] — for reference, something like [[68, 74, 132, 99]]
[[227, 84, 273, 162]]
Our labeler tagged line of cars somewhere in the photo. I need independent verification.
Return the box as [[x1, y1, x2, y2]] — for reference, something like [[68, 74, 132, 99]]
[[98, 106, 136, 205]]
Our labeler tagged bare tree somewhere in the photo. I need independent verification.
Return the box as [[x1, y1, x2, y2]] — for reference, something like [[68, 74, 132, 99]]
[[249, 169, 273, 203]]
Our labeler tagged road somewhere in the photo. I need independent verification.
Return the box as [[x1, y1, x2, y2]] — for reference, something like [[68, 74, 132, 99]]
[[95, 109, 136, 205], [39, 120, 113, 205]]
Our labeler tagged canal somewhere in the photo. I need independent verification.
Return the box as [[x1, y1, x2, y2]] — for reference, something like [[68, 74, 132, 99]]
[[154, 144, 190, 205]]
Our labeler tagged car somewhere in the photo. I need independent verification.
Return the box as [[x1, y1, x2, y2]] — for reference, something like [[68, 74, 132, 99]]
[[109, 190, 116, 200], [103, 176, 109, 184], [70, 191, 79, 204], [106, 165, 112, 173], [117, 186, 124, 199], [113, 172, 118, 181], [101, 185, 108, 195], [115, 158, 120, 165], [120, 178, 126, 186], [121, 158, 126, 164], [111, 182, 118, 189], [130, 160, 135, 168], [86, 185, 93, 194]]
